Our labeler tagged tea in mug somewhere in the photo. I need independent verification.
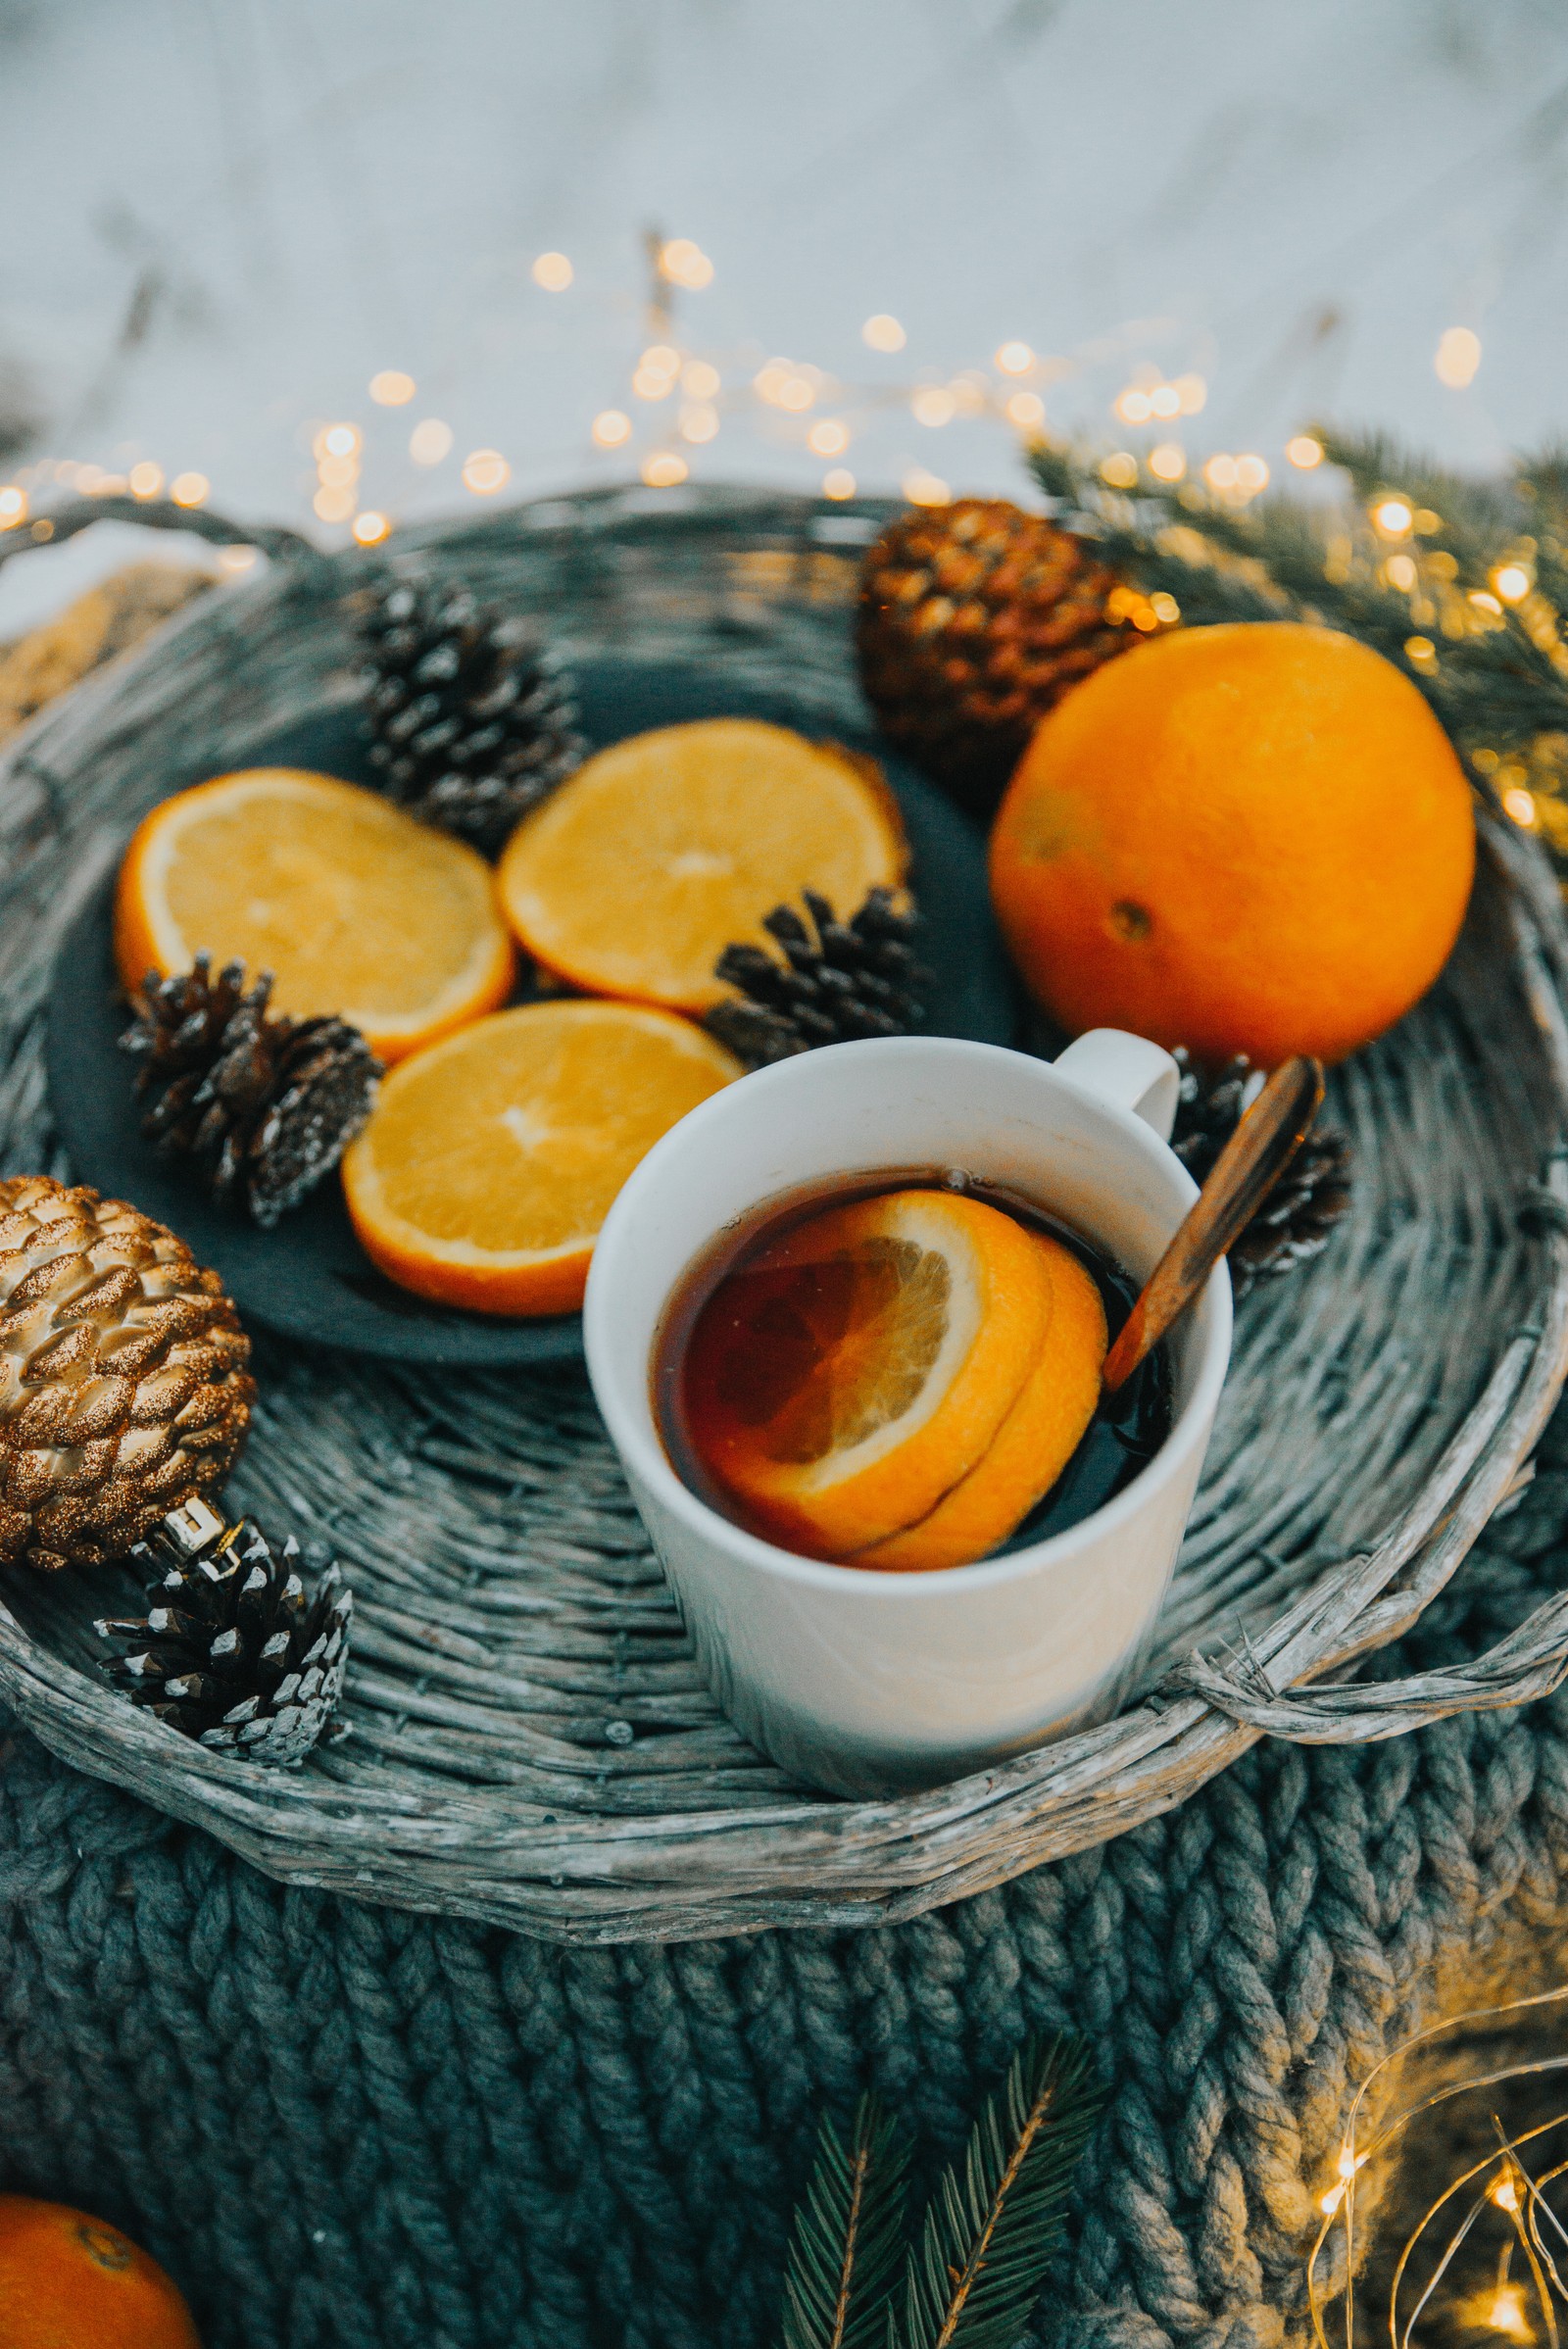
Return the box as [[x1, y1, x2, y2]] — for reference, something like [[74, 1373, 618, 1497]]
[[653, 1170, 1169, 1571]]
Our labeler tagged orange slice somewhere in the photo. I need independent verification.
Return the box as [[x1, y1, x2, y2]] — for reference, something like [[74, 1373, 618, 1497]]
[[496, 719, 908, 1012], [852, 1236, 1107, 1572], [115, 768, 514, 1064], [681, 1189, 1051, 1557], [342, 1000, 741, 1316]]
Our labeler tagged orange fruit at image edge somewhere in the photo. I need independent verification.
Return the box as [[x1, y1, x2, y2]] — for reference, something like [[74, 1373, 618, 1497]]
[[343, 999, 741, 1316], [989, 622, 1476, 1065], [681, 1189, 1054, 1558], [497, 718, 908, 1013], [115, 768, 514, 1065], [0, 2194, 200, 2349]]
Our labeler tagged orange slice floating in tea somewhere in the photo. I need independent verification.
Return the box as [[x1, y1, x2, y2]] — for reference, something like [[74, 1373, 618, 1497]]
[[342, 1000, 741, 1316], [496, 718, 908, 1012], [680, 1188, 1052, 1557], [852, 1235, 1107, 1573], [115, 768, 514, 1063]]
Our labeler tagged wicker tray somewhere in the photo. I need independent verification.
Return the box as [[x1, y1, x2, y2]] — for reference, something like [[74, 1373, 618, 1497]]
[[2, 483, 1568, 1946]]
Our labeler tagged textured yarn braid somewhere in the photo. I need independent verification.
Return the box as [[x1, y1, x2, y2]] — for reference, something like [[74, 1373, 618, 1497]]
[[3, 1415, 1568, 2349]]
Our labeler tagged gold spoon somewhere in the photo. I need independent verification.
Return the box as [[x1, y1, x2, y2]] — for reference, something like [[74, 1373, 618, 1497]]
[[1101, 1054, 1325, 1395]]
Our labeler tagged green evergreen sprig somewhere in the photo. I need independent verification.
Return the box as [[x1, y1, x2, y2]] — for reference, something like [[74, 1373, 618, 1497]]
[[781, 2032, 1104, 2349], [782, 2094, 909, 2349], [1026, 430, 1568, 830]]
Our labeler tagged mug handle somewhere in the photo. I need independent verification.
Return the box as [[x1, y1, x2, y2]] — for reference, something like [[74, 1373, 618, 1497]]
[[1052, 1028, 1180, 1142]]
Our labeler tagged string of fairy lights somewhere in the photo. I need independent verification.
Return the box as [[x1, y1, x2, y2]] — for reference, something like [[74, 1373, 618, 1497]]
[[1309, 1981, 1568, 2346], [0, 233, 1494, 562]]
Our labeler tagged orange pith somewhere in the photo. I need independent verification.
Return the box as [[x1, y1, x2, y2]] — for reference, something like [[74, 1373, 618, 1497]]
[[0, 2194, 201, 2349], [852, 1235, 1107, 1572], [342, 1000, 741, 1316], [989, 621, 1477, 1065], [496, 719, 908, 1012], [681, 1188, 1052, 1557], [115, 768, 514, 1064]]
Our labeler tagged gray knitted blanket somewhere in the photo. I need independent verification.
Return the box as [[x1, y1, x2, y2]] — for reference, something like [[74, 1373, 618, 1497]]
[[4, 1409, 1568, 2349]]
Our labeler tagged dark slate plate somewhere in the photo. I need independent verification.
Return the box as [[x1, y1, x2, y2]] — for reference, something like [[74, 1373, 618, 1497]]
[[46, 658, 1017, 1367]]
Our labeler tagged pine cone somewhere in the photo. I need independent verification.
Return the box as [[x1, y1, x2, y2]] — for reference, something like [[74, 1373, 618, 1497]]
[[0, 1176, 254, 1572], [122, 956, 380, 1229], [703, 888, 925, 1068], [360, 577, 583, 855], [97, 1495, 350, 1767], [1171, 1050, 1352, 1293], [857, 500, 1145, 821]]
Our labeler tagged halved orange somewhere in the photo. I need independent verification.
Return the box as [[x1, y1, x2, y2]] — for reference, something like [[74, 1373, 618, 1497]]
[[115, 768, 514, 1064], [852, 1235, 1107, 1572], [342, 1000, 741, 1316], [681, 1189, 1051, 1557], [496, 719, 908, 1012]]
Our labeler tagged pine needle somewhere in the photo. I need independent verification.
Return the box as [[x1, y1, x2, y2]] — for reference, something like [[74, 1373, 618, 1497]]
[[1026, 431, 1568, 766], [903, 2032, 1104, 2349], [782, 2091, 910, 2349]]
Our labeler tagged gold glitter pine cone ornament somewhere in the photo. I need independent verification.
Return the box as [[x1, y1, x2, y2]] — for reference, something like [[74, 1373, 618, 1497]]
[[0, 1176, 255, 1573], [856, 499, 1151, 820]]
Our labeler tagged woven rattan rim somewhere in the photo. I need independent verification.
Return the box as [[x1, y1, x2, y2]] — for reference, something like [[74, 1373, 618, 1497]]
[[2, 483, 1568, 1944]]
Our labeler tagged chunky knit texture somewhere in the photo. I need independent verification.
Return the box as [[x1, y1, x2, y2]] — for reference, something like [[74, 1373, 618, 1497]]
[[3, 1413, 1568, 2349]]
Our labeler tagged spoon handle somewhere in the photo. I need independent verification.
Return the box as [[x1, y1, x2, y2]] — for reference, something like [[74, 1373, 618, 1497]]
[[1101, 1054, 1325, 1395]]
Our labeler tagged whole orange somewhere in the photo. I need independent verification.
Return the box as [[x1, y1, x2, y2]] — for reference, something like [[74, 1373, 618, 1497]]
[[989, 621, 1476, 1064], [0, 2195, 200, 2349]]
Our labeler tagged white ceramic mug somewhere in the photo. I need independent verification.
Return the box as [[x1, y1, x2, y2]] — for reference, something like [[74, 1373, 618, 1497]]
[[583, 1032, 1232, 1797]]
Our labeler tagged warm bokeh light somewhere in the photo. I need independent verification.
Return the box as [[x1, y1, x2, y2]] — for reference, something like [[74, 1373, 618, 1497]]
[[911, 386, 956, 426], [808, 419, 849, 457], [352, 510, 391, 545], [1404, 633, 1437, 667], [218, 546, 257, 573], [995, 341, 1033, 375], [410, 418, 453, 465], [369, 371, 416, 406], [777, 376, 814, 413], [171, 471, 210, 508], [660, 238, 713, 290], [1149, 384, 1181, 418], [680, 403, 719, 443], [1504, 786, 1536, 825], [682, 360, 720, 400], [642, 451, 689, 487], [1005, 390, 1045, 429], [1234, 454, 1269, 494], [1287, 435, 1323, 469], [635, 346, 681, 401], [0, 486, 25, 528], [318, 422, 362, 461], [313, 484, 355, 522], [1374, 497, 1413, 535], [532, 252, 573, 291], [822, 468, 856, 500], [1385, 553, 1417, 591], [317, 454, 359, 490], [1101, 451, 1139, 488], [1494, 563, 1531, 603], [592, 410, 632, 448], [1150, 592, 1181, 624], [1149, 442, 1186, 481], [462, 449, 511, 494], [862, 314, 906, 353], [1115, 388, 1152, 425], [903, 467, 950, 507], [1486, 2287, 1530, 2341], [128, 462, 164, 499], [1435, 325, 1482, 388], [1173, 373, 1207, 414]]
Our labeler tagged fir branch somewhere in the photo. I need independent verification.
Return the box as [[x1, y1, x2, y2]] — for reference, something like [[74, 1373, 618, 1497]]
[[1026, 431, 1568, 761], [782, 2092, 910, 2349], [903, 2032, 1104, 2349]]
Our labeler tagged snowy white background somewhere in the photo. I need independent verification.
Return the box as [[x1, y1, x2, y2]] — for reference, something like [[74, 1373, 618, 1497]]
[[3, 0, 1568, 626]]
